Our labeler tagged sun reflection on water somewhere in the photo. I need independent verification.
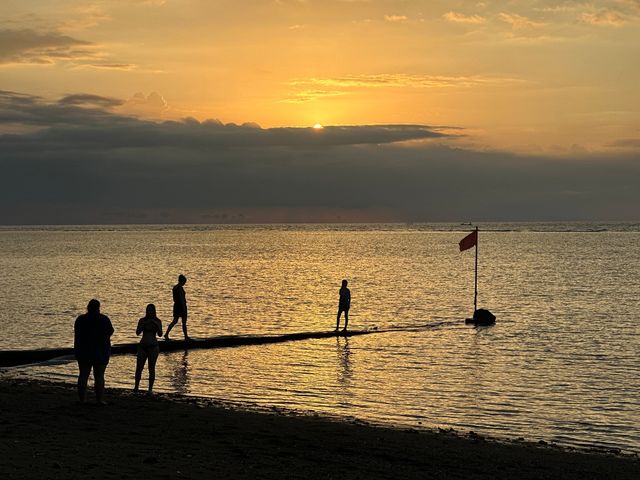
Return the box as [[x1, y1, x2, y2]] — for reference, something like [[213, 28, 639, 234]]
[[1, 226, 639, 452]]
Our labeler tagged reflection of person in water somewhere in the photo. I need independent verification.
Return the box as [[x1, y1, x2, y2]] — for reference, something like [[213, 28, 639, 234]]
[[336, 279, 351, 332], [336, 336, 353, 382], [169, 350, 190, 395], [134, 304, 162, 394]]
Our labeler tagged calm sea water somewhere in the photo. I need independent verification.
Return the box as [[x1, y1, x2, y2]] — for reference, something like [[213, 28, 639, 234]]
[[1, 223, 639, 452]]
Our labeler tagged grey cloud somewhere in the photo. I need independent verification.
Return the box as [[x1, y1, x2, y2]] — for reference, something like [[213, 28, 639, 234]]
[[1, 122, 445, 153], [58, 94, 125, 108], [0, 29, 94, 64], [84, 63, 137, 70], [0, 91, 638, 223], [0, 91, 447, 151], [0, 90, 133, 127]]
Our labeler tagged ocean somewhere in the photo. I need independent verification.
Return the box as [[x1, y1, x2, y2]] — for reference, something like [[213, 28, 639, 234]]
[[0, 223, 638, 452]]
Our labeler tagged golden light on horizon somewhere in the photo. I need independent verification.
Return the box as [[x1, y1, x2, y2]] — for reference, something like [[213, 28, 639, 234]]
[[0, 1, 637, 152]]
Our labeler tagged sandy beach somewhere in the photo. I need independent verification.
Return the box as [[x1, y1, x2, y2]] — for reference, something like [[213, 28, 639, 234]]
[[0, 379, 637, 479]]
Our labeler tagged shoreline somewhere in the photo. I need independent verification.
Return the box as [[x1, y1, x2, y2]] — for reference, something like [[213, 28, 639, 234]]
[[5, 365, 637, 456], [1, 379, 638, 479]]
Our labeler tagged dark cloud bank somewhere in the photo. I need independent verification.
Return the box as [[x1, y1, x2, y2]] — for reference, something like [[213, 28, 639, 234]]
[[0, 90, 638, 224]]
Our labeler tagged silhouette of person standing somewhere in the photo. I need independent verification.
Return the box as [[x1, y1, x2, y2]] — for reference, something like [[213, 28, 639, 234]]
[[336, 279, 351, 332], [134, 304, 163, 393], [74, 299, 114, 404], [165, 274, 189, 341]]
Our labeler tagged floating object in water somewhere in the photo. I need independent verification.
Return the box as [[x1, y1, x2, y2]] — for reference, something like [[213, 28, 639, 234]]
[[465, 308, 496, 326], [460, 228, 496, 326]]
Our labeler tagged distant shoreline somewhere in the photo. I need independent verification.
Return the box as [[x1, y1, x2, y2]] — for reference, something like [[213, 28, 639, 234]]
[[1, 379, 637, 479], [0, 221, 638, 233]]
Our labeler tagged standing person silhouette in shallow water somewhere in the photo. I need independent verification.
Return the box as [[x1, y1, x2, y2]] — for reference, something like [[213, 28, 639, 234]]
[[74, 299, 114, 405], [336, 279, 351, 332], [134, 304, 162, 393], [165, 274, 189, 341]]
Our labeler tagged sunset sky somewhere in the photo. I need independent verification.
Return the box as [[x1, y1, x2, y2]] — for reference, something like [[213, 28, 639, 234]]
[[1, 1, 639, 223]]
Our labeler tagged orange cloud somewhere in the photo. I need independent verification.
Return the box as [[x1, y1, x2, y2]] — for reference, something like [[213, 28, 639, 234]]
[[499, 13, 545, 29], [289, 73, 523, 90], [581, 10, 626, 27], [443, 12, 486, 25], [384, 15, 408, 23]]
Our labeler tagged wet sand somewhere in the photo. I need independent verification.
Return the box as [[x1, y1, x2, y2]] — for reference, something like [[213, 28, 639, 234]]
[[0, 379, 637, 479]]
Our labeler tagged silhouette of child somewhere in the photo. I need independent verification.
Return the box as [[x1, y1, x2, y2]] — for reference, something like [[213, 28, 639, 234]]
[[336, 279, 351, 332]]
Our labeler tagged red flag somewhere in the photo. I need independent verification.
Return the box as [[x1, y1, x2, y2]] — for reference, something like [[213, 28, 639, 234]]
[[459, 230, 477, 252]]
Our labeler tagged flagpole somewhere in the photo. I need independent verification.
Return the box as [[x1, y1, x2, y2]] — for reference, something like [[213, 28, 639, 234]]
[[474, 226, 478, 314]]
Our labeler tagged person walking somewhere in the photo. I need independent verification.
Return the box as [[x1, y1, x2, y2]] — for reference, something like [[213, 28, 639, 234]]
[[165, 274, 189, 341], [74, 299, 114, 405]]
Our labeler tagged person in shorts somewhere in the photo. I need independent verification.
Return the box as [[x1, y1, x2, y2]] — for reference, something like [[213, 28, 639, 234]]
[[165, 274, 189, 341], [336, 279, 351, 332]]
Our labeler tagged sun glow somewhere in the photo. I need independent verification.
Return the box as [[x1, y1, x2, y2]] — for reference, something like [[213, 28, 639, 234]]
[[313, 123, 323, 129]]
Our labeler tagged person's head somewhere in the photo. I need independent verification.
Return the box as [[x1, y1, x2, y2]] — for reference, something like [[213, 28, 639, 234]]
[[87, 299, 100, 314], [341, 279, 348, 288], [145, 303, 156, 319], [178, 274, 187, 285]]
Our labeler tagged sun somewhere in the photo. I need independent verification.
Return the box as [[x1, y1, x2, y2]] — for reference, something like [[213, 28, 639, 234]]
[[312, 123, 323, 129]]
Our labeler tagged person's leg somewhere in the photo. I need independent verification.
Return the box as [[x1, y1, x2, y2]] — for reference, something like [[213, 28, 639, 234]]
[[343, 310, 349, 331], [93, 363, 107, 404], [77, 362, 92, 403], [134, 347, 147, 391], [165, 316, 179, 340], [147, 345, 160, 393], [336, 310, 342, 330], [181, 314, 189, 340]]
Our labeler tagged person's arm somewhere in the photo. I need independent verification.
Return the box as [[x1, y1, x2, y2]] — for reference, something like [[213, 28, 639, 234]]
[[181, 288, 187, 310], [106, 317, 114, 337], [156, 319, 163, 337], [73, 316, 80, 352], [347, 289, 351, 303], [136, 319, 144, 336]]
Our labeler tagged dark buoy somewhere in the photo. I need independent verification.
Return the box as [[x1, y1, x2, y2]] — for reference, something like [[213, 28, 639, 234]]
[[459, 227, 496, 326], [465, 308, 496, 326]]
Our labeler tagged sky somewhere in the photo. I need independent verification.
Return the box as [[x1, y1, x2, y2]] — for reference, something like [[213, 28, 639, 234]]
[[1, 0, 639, 223]]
